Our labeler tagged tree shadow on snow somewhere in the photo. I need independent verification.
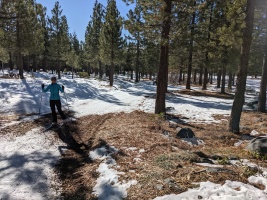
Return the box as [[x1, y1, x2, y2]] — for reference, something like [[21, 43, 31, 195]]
[[166, 94, 232, 111], [0, 151, 58, 199], [58, 79, 129, 106]]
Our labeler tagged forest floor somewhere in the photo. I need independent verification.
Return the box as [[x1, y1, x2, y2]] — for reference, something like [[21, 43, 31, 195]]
[[1, 110, 267, 199], [0, 72, 266, 199]]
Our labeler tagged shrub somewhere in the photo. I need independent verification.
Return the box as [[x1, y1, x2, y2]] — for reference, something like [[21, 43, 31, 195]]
[[77, 72, 89, 78]]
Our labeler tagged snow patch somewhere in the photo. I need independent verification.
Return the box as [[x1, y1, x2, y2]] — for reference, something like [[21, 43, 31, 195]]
[[250, 130, 261, 136], [181, 137, 205, 146], [153, 180, 267, 200], [0, 127, 62, 200], [90, 145, 137, 200]]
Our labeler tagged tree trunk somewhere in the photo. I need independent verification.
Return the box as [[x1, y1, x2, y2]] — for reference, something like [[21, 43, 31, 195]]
[[179, 69, 183, 85], [202, 1, 214, 90], [193, 69, 197, 84], [109, 49, 114, 86], [186, 0, 196, 90], [229, 0, 255, 133], [43, 56, 47, 72], [228, 72, 233, 89], [57, 61, 61, 79], [72, 66, 74, 79], [232, 73, 235, 86], [155, 0, 171, 114], [33, 55, 37, 72], [106, 65, 110, 78], [9, 52, 13, 70], [130, 70, 133, 80], [99, 60, 103, 79], [258, 53, 267, 112], [202, 68, 208, 90], [221, 66, 226, 94], [135, 36, 140, 83], [199, 66, 203, 85], [16, 18, 24, 79], [209, 73, 213, 84], [217, 70, 222, 88]]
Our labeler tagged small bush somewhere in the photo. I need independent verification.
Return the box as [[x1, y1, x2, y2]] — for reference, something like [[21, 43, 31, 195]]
[[77, 72, 89, 78], [217, 157, 230, 165], [154, 152, 200, 170]]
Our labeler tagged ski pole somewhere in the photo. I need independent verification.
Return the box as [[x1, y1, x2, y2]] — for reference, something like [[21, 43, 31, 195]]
[[39, 92, 43, 116], [64, 92, 70, 111]]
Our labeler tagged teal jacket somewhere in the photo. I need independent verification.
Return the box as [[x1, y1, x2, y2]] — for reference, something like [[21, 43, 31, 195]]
[[42, 83, 64, 100]]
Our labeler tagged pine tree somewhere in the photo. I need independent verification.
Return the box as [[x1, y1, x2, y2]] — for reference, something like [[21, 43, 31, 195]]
[[0, 0, 45, 78], [40, 7, 49, 71], [125, 4, 143, 82], [186, 0, 196, 90], [229, 0, 255, 133], [99, 0, 123, 86], [154, 0, 172, 114], [255, 4, 267, 112], [85, 0, 104, 78], [49, 1, 69, 79]]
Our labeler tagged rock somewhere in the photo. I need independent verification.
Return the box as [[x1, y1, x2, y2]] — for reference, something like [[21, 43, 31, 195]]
[[206, 167, 234, 174], [228, 155, 239, 160], [169, 120, 179, 128], [182, 138, 205, 146], [176, 164, 183, 168], [164, 178, 182, 192], [169, 119, 179, 123], [234, 140, 244, 147], [193, 151, 209, 158], [176, 128, 195, 138], [155, 184, 163, 191], [166, 107, 175, 111], [247, 137, 267, 155], [176, 127, 182, 132], [246, 101, 258, 107], [241, 134, 255, 140], [210, 155, 223, 160], [164, 178, 173, 185], [199, 158, 214, 164], [250, 130, 260, 136], [162, 130, 170, 137]]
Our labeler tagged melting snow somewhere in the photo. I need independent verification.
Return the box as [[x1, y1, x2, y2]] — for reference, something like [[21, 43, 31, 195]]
[[90, 146, 137, 200], [0, 128, 62, 200], [153, 180, 267, 200]]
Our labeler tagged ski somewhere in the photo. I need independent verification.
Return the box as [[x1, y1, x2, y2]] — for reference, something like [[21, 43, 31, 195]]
[[42, 118, 75, 133], [42, 123, 58, 132]]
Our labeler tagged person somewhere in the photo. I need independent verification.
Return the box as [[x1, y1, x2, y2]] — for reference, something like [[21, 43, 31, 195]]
[[42, 76, 67, 125]]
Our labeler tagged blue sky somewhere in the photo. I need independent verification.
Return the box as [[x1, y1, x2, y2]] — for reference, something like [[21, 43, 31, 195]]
[[36, 0, 134, 41]]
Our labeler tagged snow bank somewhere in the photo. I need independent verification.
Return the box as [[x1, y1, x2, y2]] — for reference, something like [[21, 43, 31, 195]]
[[90, 146, 137, 200], [153, 180, 267, 200], [0, 128, 62, 200], [0, 72, 262, 123]]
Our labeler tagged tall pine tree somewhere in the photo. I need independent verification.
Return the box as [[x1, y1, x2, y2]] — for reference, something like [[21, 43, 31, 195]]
[[85, 0, 104, 78], [99, 0, 123, 86]]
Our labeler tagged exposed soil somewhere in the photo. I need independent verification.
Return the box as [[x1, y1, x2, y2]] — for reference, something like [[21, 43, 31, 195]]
[[47, 111, 267, 199], [175, 89, 235, 99], [2, 110, 267, 199]]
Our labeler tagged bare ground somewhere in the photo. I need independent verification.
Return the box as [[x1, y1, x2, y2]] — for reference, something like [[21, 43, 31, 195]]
[[1, 110, 267, 199]]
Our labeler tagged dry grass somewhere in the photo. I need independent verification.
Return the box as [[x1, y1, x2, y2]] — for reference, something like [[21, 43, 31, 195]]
[[1, 110, 266, 199], [175, 89, 235, 99], [48, 110, 267, 199]]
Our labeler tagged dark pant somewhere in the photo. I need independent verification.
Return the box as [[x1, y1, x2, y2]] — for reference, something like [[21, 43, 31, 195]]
[[50, 100, 66, 122]]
